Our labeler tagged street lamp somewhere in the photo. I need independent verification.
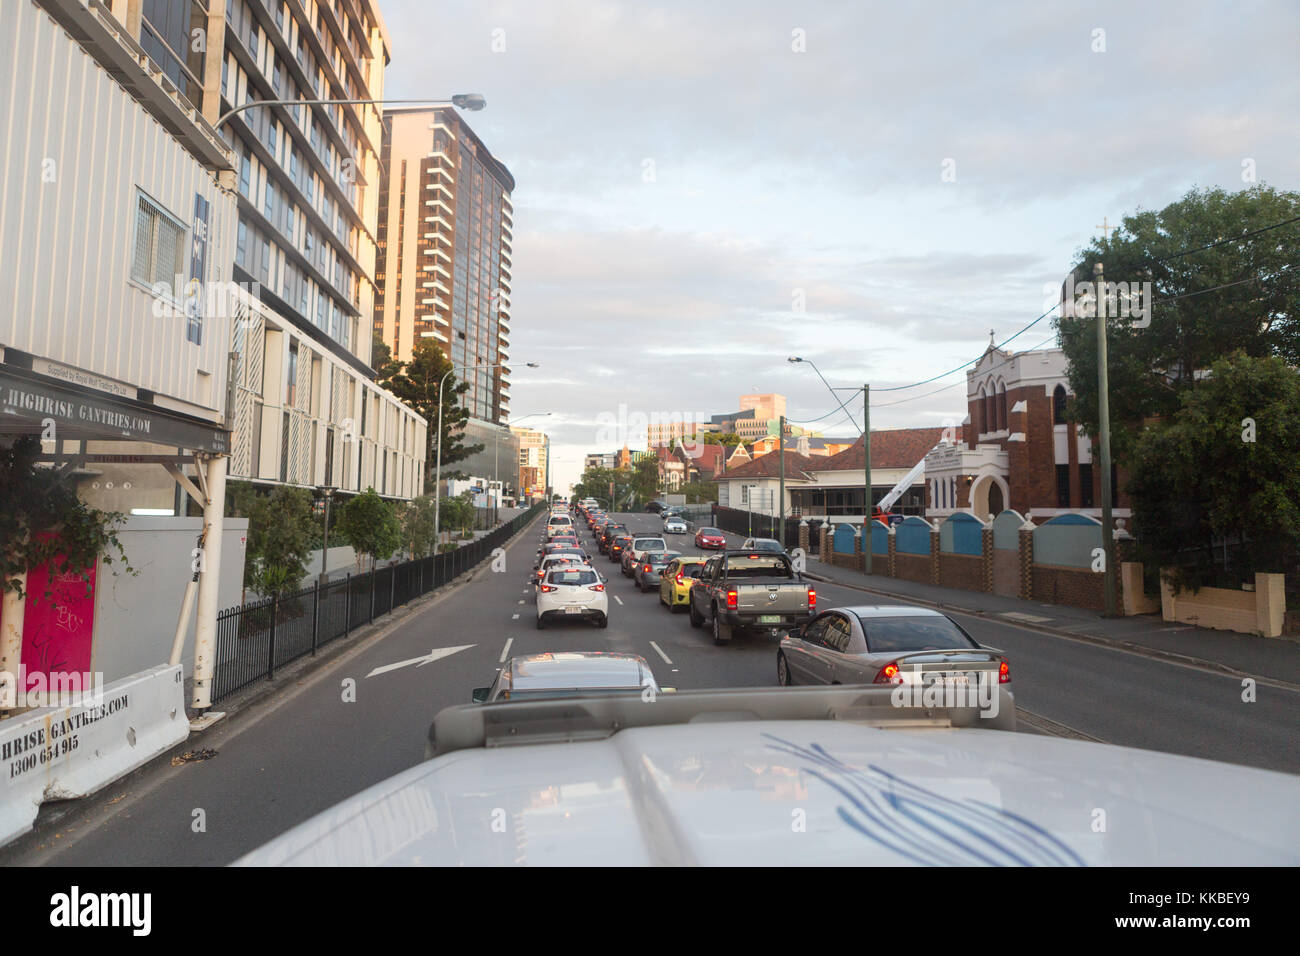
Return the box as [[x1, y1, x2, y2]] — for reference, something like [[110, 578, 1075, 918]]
[[434, 361, 537, 547], [215, 94, 486, 130], [789, 356, 872, 574], [498, 412, 551, 525]]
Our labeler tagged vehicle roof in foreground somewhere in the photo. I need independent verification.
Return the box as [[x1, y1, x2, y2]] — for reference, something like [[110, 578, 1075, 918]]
[[233, 686, 1300, 866], [510, 652, 648, 690]]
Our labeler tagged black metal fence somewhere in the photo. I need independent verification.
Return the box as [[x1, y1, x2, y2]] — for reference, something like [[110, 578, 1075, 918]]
[[714, 505, 823, 552], [211, 504, 544, 703]]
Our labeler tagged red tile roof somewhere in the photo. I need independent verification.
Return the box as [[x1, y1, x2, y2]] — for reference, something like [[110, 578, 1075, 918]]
[[816, 428, 946, 471], [710, 450, 819, 481]]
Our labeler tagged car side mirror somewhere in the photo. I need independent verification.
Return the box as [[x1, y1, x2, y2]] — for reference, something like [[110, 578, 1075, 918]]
[[471, 687, 490, 703]]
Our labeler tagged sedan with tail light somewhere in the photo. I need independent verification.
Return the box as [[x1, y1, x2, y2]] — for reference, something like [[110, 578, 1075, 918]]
[[776, 606, 1011, 708], [634, 550, 682, 591], [536, 566, 609, 629], [659, 555, 707, 611]]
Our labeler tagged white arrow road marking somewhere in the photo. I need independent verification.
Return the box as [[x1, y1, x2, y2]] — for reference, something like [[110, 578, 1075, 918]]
[[365, 644, 475, 678], [648, 641, 673, 665], [499, 638, 513, 663]]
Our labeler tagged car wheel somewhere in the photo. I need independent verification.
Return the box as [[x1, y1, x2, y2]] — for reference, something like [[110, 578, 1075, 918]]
[[536, 614, 546, 630], [777, 652, 792, 686], [688, 599, 703, 628], [596, 614, 608, 629], [712, 609, 731, 646]]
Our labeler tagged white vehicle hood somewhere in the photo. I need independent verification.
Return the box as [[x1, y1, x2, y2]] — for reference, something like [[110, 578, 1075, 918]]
[[234, 721, 1300, 866]]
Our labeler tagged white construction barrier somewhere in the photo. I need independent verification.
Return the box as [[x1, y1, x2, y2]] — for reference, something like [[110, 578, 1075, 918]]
[[0, 664, 189, 847]]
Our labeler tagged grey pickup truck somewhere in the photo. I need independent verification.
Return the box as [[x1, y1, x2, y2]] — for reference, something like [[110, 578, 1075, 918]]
[[688, 550, 816, 645]]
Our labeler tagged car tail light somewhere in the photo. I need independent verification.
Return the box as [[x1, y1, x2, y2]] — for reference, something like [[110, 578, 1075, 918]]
[[998, 658, 1011, 684], [675, 572, 684, 583], [807, 587, 816, 609], [726, 589, 738, 609], [539, 584, 557, 593], [874, 662, 904, 684], [588, 583, 605, 591], [643, 564, 652, 573]]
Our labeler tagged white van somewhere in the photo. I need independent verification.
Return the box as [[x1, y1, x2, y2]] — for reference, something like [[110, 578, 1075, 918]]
[[546, 513, 575, 535]]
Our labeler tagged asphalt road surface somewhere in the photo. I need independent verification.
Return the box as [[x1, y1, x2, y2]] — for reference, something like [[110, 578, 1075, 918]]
[[8, 510, 1298, 866]]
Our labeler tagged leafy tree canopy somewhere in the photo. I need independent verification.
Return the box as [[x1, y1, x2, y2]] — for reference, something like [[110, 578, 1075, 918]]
[[1056, 184, 1300, 460]]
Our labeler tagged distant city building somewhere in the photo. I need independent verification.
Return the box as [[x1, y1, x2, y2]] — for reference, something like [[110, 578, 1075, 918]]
[[647, 419, 718, 446], [513, 426, 549, 499], [373, 106, 514, 425], [584, 452, 617, 471]]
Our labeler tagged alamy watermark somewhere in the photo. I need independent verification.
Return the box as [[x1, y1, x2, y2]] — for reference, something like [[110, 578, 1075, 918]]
[[1047, 273, 1152, 328]]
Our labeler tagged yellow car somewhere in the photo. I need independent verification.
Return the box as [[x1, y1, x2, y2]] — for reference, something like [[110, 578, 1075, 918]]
[[659, 555, 708, 612]]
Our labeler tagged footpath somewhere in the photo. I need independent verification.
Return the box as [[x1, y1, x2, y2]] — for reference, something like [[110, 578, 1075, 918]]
[[801, 556, 1300, 688]]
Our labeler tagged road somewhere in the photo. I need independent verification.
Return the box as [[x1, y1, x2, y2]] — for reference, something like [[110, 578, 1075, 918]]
[[9, 510, 1299, 866]]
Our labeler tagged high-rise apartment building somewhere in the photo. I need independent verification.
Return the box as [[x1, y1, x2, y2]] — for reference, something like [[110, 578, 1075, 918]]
[[374, 107, 515, 425], [513, 426, 549, 499], [218, 0, 425, 498]]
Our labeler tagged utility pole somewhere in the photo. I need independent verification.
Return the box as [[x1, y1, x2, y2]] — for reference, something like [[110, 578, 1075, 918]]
[[863, 384, 872, 575], [1094, 261, 1117, 615], [778, 415, 786, 548]]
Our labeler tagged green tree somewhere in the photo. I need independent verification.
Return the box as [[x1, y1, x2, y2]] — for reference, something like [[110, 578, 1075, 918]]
[[0, 435, 130, 601], [371, 334, 400, 383], [677, 479, 718, 504], [631, 457, 660, 503], [241, 485, 316, 596], [440, 490, 477, 541], [401, 495, 439, 557], [1056, 184, 1300, 460], [1126, 351, 1300, 591], [381, 341, 484, 489], [337, 488, 401, 570]]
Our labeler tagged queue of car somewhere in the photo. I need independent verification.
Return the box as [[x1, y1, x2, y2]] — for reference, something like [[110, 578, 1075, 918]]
[[566, 501, 1013, 702], [510, 503, 1014, 713]]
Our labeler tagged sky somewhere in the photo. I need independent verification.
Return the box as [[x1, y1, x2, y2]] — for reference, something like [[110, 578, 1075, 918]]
[[380, 0, 1300, 493]]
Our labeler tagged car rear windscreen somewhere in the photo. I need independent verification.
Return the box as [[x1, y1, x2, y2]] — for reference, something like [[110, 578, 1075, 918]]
[[634, 538, 665, 549], [859, 616, 978, 653], [699, 528, 721, 535], [548, 569, 599, 586], [726, 555, 790, 576]]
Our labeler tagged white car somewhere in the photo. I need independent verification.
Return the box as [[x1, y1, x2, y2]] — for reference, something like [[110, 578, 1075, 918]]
[[546, 513, 575, 536], [533, 553, 590, 592], [235, 686, 1300, 866], [662, 516, 688, 534], [536, 566, 608, 629]]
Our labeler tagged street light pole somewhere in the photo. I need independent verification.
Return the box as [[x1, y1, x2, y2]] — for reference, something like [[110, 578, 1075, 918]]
[[215, 94, 486, 131], [863, 384, 873, 575], [1094, 261, 1117, 616]]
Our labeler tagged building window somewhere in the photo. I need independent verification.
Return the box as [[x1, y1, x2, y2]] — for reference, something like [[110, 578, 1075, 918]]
[[1053, 385, 1068, 425], [131, 191, 186, 288], [1056, 464, 1070, 508], [287, 342, 298, 407], [1079, 464, 1094, 508]]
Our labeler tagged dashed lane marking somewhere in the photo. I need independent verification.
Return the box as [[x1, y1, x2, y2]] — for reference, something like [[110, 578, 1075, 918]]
[[648, 641, 673, 665], [499, 638, 513, 663]]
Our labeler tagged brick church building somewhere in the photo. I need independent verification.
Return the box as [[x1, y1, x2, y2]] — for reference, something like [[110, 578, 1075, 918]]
[[923, 343, 1130, 526]]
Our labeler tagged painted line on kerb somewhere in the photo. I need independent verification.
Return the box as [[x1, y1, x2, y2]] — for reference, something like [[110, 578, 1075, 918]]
[[648, 641, 673, 665], [499, 638, 513, 664]]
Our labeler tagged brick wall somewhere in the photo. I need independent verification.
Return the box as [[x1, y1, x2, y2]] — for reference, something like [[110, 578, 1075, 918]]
[[1032, 563, 1106, 611], [938, 553, 983, 591], [894, 553, 930, 584]]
